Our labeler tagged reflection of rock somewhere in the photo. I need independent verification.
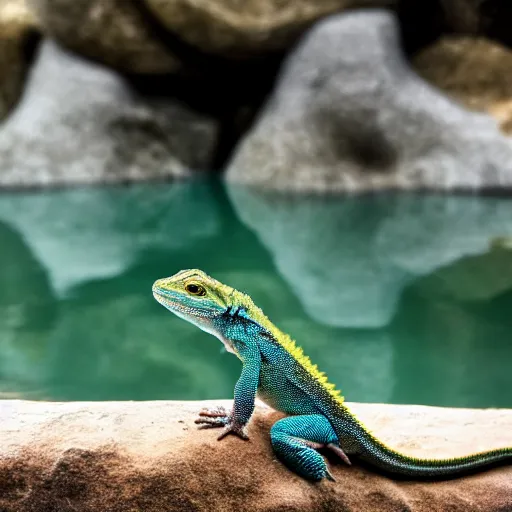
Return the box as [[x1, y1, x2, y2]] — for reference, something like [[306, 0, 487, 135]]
[[0, 40, 218, 188], [0, 220, 56, 396], [413, 246, 512, 302], [28, 0, 178, 73], [0, 0, 39, 119], [226, 10, 512, 192], [1, 400, 512, 511], [227, 185, 512, 328], [414, 36, 512, 135], [0, 182, 221, 293]]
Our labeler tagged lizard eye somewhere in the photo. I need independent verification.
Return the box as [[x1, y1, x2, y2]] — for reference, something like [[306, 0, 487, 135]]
[[185, 283, 206, 296]]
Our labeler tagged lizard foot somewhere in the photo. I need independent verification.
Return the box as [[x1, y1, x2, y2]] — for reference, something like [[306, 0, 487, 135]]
[[197, 405, 229, 418], [195, 410, 249, 440], [302, 441, 352, 466], [217, 420, 249, 441], [195, 406, 229, 428], [195, 416, 230, 429], [195, 406, 230, 430]]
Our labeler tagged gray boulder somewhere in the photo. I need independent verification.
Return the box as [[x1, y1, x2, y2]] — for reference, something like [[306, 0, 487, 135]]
[[226, 9, 512, 192], [0, 40, 218, 188]]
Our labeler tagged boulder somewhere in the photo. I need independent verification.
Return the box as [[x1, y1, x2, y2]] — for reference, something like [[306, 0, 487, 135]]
[[225, 10, 512, 193], [0, 400, 511, 511], [414, 36, 512, 135], [0, 0, 39, 119], [437, 0, 512, 46], [0, 40, 218, 188], [27, 0, 178, 73], [143, 0, 393, 57]]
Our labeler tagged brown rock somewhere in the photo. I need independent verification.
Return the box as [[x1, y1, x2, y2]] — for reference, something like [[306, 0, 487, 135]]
[[413, 36, 512, 135], [143, 0, 398, 57], [0, 0, 39, 119], [28, 0, 179, 73], [0, 400, 511, 511]]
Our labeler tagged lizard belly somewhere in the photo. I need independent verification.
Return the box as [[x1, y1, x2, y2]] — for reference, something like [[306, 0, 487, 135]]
[[257, 364, 319, 416]]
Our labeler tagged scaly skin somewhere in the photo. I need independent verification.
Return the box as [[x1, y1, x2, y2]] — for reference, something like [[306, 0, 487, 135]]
[[152, 269, 512, 481]]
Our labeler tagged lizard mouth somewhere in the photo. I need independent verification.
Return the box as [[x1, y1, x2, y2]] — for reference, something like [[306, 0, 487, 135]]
[[152, 287, 200, 318], [152, 288, 180, 308]]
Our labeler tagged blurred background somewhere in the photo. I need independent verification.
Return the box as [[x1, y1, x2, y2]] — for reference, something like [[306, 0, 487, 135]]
[[0, 0, 511, 408]]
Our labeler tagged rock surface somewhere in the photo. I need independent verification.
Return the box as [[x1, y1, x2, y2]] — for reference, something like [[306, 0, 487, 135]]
[[0, 400, 511, 511], [0, 40, 218, 188], [438, 0, 512, 45], [0, 0, 39, 119], [225, 10, 512, 193], [143, 0, 393, 57], [414, 36, 512, 135], [28, 0, 179, 73]]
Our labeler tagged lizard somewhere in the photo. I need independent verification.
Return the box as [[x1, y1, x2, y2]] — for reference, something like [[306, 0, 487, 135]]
[[152, 268, 512, 481]]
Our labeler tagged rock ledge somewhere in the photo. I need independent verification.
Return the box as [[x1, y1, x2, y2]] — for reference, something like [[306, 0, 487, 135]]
[[1, 400, 511, 511]]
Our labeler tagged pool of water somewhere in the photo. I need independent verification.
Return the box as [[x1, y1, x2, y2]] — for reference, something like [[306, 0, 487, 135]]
[[0, 180, 511, 408]]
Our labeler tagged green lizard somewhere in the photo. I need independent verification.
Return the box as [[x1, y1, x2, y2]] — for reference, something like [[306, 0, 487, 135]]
[[152, 269, 512, 481]]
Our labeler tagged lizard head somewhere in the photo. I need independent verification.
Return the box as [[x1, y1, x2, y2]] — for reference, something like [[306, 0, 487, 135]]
[[152, 269, 238, 337]]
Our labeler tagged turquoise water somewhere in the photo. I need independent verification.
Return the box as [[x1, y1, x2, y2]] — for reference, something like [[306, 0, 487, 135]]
[[0, 181, 511, 408]]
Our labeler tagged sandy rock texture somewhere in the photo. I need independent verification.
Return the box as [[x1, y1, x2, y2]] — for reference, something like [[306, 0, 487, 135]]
[[0, 40, 217, 188], [27, 0, 179, 73], [414, 36, 512, 135], [0, 400, 511, 512], [226, 9, 512, 193], [0, 0, 39, 119]]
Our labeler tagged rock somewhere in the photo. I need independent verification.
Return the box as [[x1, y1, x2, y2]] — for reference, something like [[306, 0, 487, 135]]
[[438, 0, 481, 33], [27, 0, 179, 73], [438, 0, 512, 46], [0, 0, 39, 119], [143, 0, 388, 57], [0, 400, 511, 511], [225, 10, 512, 193], [0, 40, 218, 188], [414, 36, 512, 135]]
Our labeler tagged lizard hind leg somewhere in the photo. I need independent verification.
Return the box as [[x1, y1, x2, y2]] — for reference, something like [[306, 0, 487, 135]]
[[270, 415, 349, 482]]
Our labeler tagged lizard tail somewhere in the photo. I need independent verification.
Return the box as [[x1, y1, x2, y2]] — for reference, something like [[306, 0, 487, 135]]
[[333, 416, 512, 479]]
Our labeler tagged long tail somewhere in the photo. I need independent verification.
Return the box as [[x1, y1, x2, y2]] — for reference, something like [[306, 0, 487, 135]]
[[332, 414, 512, 479]]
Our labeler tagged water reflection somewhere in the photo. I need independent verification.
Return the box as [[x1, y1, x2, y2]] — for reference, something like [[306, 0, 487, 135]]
[[0, 182, 510, 407], [227, 187, 512, 328]]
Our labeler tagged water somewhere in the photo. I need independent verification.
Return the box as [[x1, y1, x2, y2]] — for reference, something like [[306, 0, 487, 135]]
[[0, 180, 511, 408]]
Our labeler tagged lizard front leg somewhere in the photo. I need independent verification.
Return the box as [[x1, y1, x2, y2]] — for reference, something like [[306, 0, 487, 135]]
[[270, 415, 350, 481], [196, 342, 261, 440]]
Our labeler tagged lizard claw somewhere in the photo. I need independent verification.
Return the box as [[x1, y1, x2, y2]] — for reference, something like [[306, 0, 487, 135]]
[[195, 406, 230, 429], [217, 420, 249, 441], [195, 416, 230, 429], [198, 406, 229, 418], [195, 405, 249, 440], [327, 443, 352, 466]]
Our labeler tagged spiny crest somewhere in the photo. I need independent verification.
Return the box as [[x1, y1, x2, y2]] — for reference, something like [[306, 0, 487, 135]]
[[243, 299, 345, 406]]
